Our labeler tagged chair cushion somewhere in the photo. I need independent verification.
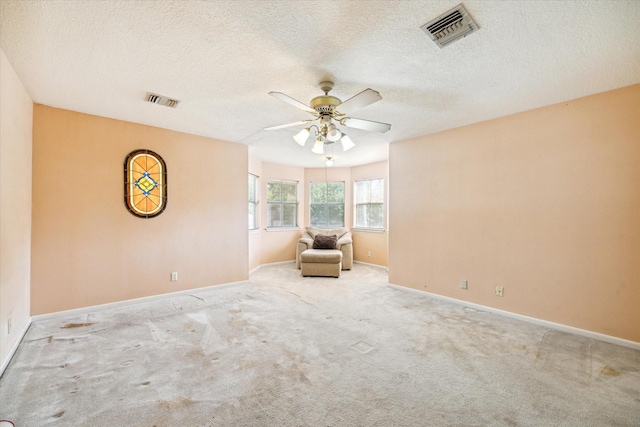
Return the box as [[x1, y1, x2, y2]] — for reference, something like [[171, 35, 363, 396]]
[[300, 249, 342, 264], [313, 234, 337, 249]]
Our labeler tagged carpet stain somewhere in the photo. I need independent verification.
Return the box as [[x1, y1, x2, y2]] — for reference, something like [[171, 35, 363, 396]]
[[513, 344, 543, 360], [53, 410, 65, 418], [240, 358, 256, 369], [182, 321, 195, 331], [159, 397, 196, 409], [61, 322, 95, 329], [599, 365, 621, 376], [503, 416, 517, 426], [188, 347, 206, 358]]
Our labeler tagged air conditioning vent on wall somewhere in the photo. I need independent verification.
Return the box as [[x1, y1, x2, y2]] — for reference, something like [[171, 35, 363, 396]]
[[145, 92, 180, 108], [421, 4, 479, 48]]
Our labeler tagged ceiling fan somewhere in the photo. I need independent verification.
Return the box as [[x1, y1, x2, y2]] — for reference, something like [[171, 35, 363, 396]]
[[264, 81, 391, 154]]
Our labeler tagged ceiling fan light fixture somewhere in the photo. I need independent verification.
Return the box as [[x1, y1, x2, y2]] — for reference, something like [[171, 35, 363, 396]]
[[312, 138, 325, 154], [326, 124, 342, 142], [325, 156, 334, 167], [293, 127, 310, 146], [266, 81, 390, 156], [340, 135, 355, 151]]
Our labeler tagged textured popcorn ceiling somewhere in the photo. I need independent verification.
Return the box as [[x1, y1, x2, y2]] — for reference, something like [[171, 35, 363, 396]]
[[1, 0, 639, 167]]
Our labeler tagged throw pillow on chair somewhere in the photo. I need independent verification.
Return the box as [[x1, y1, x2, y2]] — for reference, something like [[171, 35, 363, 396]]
[[313, 234, 337, 249]]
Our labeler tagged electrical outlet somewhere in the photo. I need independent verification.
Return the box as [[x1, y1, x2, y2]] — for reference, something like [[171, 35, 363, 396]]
[[367, 251, 371, 257], [460, 280, 468, 289], [171, 272, 178, 282], [495, 286, 504, 297]]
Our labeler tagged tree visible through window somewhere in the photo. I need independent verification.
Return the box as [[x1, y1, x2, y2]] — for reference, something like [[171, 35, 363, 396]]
[[355, 179, 384, 229], [248, 174, 258, 230], [310, 182, 345, 227], [267, 180, 298, 227]]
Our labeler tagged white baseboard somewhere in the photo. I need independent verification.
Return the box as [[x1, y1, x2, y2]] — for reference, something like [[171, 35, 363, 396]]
[[387, 283, 640, 351], [353, 260, 389, 271], [0, 317, 32, 378], [31, 280, 249, 323], [249, 260, 295, 275], [250, 260, 386, 275]]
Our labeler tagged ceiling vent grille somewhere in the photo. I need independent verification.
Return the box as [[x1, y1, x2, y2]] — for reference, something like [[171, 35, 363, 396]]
[[421, 4, 479, 48], [145, 92, 180, 108]]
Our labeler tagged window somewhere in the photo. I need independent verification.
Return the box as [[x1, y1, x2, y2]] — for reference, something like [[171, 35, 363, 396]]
[[267, 180, 298, 227], [248, 174, 258, 230], [124, 149, 167, 218], [310, 181, 345, 227], [354, 178, 384, 229]]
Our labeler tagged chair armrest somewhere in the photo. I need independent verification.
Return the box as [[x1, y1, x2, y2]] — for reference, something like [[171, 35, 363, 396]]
[[296, 238, 313, 269], [299, 237, 313, 248], [336, 236, 352, 249], [337, 239, 353, 270]]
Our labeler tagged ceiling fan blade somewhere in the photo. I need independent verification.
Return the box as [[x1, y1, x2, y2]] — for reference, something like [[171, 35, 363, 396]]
[[268, 92, 316, 114], [264, 119, 315, 131], [340, 117, 391, 133], [337, 88, 382, 115]]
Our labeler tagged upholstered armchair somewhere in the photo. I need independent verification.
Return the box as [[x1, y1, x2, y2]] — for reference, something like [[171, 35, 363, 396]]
[[296, 227, 353, 270]]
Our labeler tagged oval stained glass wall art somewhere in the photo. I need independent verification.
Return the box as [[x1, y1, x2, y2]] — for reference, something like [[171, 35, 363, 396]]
[[124, 149, 167, 218]]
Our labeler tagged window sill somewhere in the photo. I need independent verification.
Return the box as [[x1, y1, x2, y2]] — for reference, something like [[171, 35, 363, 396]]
[[249, 229, 260, 235], [265, 227, 301, 232], [351, 228, 386, 234]]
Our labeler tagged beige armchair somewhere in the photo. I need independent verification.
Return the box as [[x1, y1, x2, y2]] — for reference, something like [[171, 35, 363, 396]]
[[296, 227, 353, 270]]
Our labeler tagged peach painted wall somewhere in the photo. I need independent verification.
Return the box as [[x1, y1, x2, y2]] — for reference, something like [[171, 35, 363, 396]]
[[0, 49, 33, 365], [259, 162, 305, 265], [31, 106, 248, 315], [351, 161, 388, 267], [389, 85, 640, 342], [304, 167, 352, 227], [248, 155, 262, 271]]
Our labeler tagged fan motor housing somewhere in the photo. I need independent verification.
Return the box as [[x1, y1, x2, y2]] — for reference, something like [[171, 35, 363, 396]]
[[310, 95, 341, 115]]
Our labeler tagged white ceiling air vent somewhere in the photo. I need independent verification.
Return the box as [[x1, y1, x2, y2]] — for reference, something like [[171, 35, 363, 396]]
[[421, 4, 479, 48], [145, 92, 180, 108]]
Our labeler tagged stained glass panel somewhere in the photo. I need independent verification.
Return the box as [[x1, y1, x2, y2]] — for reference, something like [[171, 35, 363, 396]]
[[124, 149, 167, 218]]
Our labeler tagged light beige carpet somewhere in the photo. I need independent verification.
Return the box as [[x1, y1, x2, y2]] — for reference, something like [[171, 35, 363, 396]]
[[1, 262, 639, 426]]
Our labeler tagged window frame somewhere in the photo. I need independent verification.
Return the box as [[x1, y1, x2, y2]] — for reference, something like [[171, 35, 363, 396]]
[[353, 178, 385, 230], [248, 173, 259, 231], [266, 179, 299, 229], [309, 181, 346, 228]]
